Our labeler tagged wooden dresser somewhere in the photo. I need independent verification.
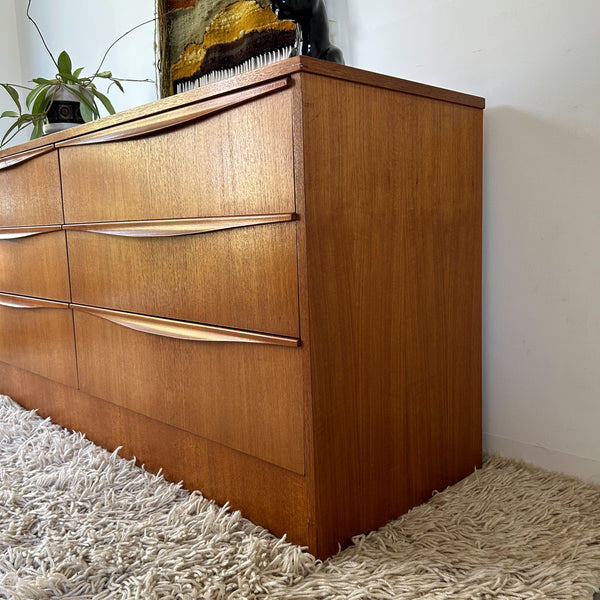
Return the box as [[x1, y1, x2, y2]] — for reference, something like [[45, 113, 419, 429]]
[[0, 57, 484, 558]]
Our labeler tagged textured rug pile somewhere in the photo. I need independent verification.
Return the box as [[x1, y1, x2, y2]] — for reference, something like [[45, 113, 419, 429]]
[[1, 393, 600, 599]]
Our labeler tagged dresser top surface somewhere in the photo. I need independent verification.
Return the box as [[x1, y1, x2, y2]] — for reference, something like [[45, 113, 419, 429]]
[[0, 55, 484, 160]]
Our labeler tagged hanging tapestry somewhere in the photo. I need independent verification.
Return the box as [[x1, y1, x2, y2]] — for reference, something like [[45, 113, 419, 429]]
[[158, 0, 299, 96]]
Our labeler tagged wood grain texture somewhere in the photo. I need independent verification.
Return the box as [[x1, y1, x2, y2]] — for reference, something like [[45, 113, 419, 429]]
[[0, 150, 63, 227], [73, 309, 305, 474], [0, 361, 310, 545], [56, 78, 291, 147], [0, 145, 54, 170], [59, 86, 295, 223], [289, 73, 318, 555], [293, 57, 485, 109], [0, 57, 483, 160], [66, 221, 300, 337], [0, 229, 70, 301], [0, 59, 483, 560], [297, 73, 482, 557], [0, 295, 77, 387]]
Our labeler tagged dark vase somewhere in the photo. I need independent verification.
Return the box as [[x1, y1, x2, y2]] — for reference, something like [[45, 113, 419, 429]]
[[269, 0, 344, 64], [43, 87, 85, 135]]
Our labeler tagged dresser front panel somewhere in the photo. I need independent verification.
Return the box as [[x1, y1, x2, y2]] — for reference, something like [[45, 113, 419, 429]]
[[59, 87, 295, 224], [0, 294, 77, 387], [0, 228, 70, 301], [66, 220, 299, 337], [0, 149, 63, 227], [73, 308, 305, 474]]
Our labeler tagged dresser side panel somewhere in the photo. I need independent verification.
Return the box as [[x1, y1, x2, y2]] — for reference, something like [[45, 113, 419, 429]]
[[300, 73, 483, 557]]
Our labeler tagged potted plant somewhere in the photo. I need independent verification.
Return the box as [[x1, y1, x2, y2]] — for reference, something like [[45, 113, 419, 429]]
[[0, 1, 152, 148], [1, 51, 126, 145]]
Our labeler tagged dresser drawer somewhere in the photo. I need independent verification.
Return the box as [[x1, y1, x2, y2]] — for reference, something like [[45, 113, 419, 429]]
[[58, 79, 295, 224], [0, 293, 77, 387], [66, 215, 298, 336], [0, 227, 70, 301], [72, 306, 304, 474], [0, 147, 63, 227]]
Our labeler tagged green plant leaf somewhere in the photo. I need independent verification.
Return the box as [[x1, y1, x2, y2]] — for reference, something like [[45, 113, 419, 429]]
[[1, 109, 19, 118], [73, 67, 84, 78], [25, 84, 50, 110], [109, 79, 124, 93], [70, 86, 92, 107], [31, 86, 53, 116], [31, 118, 44, 139], [0, 83, 21, 111], [1, 118, 26, 147], [67, 86, 98, 120], [93, 89, 116, 115], [95, 71, 113, 78], [79, 100, 94, 122], [57, 51, 73, 76], [25, 86, 40, 108], [31, 77, 54, 85], [14, 114, 31, 125], [59, 73, 83, 85]]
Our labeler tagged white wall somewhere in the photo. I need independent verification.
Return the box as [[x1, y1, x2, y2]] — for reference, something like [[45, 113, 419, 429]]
[[0, 0, 26, 146], [329, 0, 600, 482], [2, 0, 599, 483], [1, 0, 156, 148]]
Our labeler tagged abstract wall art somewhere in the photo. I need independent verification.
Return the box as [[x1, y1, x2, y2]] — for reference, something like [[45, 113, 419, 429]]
[[158, 0, 300, 96]]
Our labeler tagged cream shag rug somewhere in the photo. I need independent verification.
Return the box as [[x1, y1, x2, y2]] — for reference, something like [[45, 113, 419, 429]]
[[1, 394, 600, 600]]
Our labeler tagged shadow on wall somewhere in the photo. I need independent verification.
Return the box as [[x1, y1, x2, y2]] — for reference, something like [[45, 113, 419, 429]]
[[482, 106, 600, 476]]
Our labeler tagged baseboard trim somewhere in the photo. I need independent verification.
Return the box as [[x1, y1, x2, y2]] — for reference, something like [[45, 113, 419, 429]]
[[484, 433, 600, 485]]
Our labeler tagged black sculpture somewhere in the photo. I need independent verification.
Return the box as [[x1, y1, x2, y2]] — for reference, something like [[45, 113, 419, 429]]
[[270, 0, 344, 64]]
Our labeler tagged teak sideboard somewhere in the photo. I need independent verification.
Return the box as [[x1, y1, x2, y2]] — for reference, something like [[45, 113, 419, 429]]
[[0, 57, 484, 558]]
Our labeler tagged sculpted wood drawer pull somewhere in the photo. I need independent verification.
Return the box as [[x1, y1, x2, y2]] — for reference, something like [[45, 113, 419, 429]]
[[56, 77, 291, 147], [72, 305, 301, 347], [63, 214, 297, 237], [0, 225, 62, 240], [0, 145, 54, 171], [0, 293, 69, 310]]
